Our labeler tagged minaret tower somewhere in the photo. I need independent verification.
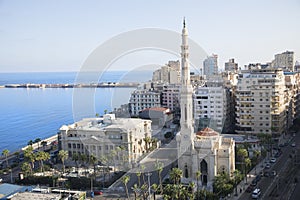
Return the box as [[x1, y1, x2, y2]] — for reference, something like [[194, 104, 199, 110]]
[[178, 18, 194, 154]]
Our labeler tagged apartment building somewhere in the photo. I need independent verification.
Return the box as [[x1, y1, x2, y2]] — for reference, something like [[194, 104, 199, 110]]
[[161, 84, 180, 112], [272, 51, 295, 72], [129, 89, 161, 116], [235, 68, 286, 136], [193, 81, 231, 133]]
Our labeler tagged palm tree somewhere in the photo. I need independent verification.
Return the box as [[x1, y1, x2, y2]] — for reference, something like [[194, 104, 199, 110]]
[[41, 141, 47, 151], [27, 140, 33, 147], [2, 149, 9, 168], [121, 175, 130, 199], [72, 153, 80, 172], [170, 167, 183, 185], [237, 148, 248, 181], [132, 183, 140, 200], [23, 146, 35, 173], [188, 182, 196, 200], [151, 183, 158, 200], [58, 150, 68, 173], [232, 170, 242, 196], [143, 136, 151, 152], [136, 171, 142, 187], [245, 157, 251, 183], [36, 151, 50, 172], [34, 138, 41, 149], [155, 161, 164, 194], [21, 162, 31, 177]]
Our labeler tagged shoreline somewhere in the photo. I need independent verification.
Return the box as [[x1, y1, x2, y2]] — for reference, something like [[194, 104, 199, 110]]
[[0, 134, 58, 162]]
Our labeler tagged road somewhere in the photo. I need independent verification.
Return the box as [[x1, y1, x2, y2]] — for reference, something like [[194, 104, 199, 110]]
[[239, 130, 300, 200], [108, 139, 178, 194]]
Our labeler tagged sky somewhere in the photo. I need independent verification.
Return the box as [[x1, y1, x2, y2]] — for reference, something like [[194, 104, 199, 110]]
[[0, 0, 300, 72]]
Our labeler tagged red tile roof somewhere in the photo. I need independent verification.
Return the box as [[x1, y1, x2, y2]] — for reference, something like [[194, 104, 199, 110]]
[[196, 127, 219, 137]]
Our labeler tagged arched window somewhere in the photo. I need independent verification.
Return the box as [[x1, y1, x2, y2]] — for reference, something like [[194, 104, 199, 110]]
[[184, 164, 189, 178]]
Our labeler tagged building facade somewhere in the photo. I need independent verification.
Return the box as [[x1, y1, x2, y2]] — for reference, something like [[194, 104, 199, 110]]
[[58, 114, 152, 170], [203, 54, 218, 76], [152, 60, 180, 84], [235, 68, 287, 136], [193, 82, 231, 133], [161, 84, 180, 112], [225, 58, 238, 72], [129, 89, 161, 116], [272, 51, 295, 72]]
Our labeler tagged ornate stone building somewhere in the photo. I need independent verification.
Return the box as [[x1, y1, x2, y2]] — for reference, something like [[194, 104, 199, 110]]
[[176, 20, 235, 189]]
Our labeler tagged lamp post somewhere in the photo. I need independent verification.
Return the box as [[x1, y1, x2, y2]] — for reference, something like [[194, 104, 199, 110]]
[[146, 172, 152, 200]]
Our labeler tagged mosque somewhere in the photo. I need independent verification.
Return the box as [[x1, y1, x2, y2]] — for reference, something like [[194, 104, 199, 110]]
[[176, 20, 235, 189]]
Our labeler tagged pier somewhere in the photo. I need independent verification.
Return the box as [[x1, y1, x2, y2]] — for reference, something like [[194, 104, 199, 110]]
[[1, 82, 140, 89]]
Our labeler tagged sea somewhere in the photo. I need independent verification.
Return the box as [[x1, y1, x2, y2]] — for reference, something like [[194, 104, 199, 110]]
[[0, 71, 153, 152]]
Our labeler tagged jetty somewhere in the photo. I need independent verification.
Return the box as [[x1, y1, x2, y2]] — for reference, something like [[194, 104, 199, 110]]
[[1, 82, 140, 89]]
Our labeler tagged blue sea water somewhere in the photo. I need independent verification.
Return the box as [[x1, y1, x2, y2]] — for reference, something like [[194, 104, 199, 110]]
[[0, 71, 152, 152]]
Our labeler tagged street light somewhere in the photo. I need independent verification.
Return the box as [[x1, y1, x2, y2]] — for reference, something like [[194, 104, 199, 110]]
[[146, 172, 152, 200]]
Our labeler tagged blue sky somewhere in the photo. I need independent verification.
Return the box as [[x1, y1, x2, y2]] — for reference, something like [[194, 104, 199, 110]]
[[0, 0, 299, 72]]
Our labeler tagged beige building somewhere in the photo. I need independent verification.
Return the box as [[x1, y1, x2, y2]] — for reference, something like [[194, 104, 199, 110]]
[[152, 60, 180, 84], [235, 68, 287, 136], [272, 51, 295, 72], [58, 114, 152, 170], [176, 20, 235, 189]]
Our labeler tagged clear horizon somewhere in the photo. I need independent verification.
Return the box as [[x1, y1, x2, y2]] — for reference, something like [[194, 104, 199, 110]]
[[1, 0, 300, 72]]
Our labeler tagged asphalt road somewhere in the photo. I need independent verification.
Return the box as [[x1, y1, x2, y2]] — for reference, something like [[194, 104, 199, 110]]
[[239, 131, 300, 200]]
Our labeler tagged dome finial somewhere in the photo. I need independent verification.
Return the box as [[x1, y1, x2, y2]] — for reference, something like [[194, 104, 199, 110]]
[[183, 17, 186, 28]]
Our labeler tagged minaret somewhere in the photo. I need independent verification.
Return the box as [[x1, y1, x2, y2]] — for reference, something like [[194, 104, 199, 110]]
[[179, 18, 194, 153]]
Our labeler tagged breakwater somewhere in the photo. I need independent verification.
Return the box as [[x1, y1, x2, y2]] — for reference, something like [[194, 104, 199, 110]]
[[0, 82, 139, 88]]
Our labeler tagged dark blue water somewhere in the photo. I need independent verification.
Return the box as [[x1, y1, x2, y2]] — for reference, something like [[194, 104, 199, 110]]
[[0, 71, 152, 152]]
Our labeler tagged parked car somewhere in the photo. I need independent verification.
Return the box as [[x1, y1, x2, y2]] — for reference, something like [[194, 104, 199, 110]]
[[252, 188, 261, 199], [291, 143, 296, 147], [251, 180, 257, 186], [94, 191, 103, 195], [270, 158, 276, 163], [264, 171, 270, 177], [265, 163, 271, 169], [255, 174, 261, 182], [271, 170, 276, 177]]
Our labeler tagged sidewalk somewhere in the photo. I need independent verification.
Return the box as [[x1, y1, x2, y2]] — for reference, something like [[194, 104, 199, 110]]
[[229, 157, 266, 200]]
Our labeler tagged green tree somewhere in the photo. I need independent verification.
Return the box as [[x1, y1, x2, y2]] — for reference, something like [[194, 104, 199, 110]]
[[58, 150, 68, 173], [237, 148, 248, 180], [151, 183, 158, 200], [132, 183, 140, 200], [23, 146, 35, 173], [121, 175, 130, 199], [155, 161, 164, 194], [2, 149, 9, 167], [170, 168, 182, 185], [34, 138, 41, 149], [232, 170, 242, 196], [41, 141, 47, 151], [27, 140, 33, 146], [36, 151, 50, 172], [213, 173, 233, 198], [143, 136, 152, 153], [21, 162, 31, 177]]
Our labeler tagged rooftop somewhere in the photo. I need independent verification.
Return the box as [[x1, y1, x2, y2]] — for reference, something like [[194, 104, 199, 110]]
[[196, 127, 219, 137]]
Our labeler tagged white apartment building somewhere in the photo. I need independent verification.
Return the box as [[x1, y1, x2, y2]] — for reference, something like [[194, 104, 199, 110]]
[[161, 84, 180, 112], [58, 114, 152, 170], [193, 82, 231, 133], [129, 89, 161, 116], [235, 68, 287, 136], [272, 51, 295, 72]]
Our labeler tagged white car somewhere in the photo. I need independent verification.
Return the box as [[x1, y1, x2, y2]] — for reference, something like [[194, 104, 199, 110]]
[[270, 158, 276, 163], [252, 188, 261, 199], [291, 143, 296, 147]]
